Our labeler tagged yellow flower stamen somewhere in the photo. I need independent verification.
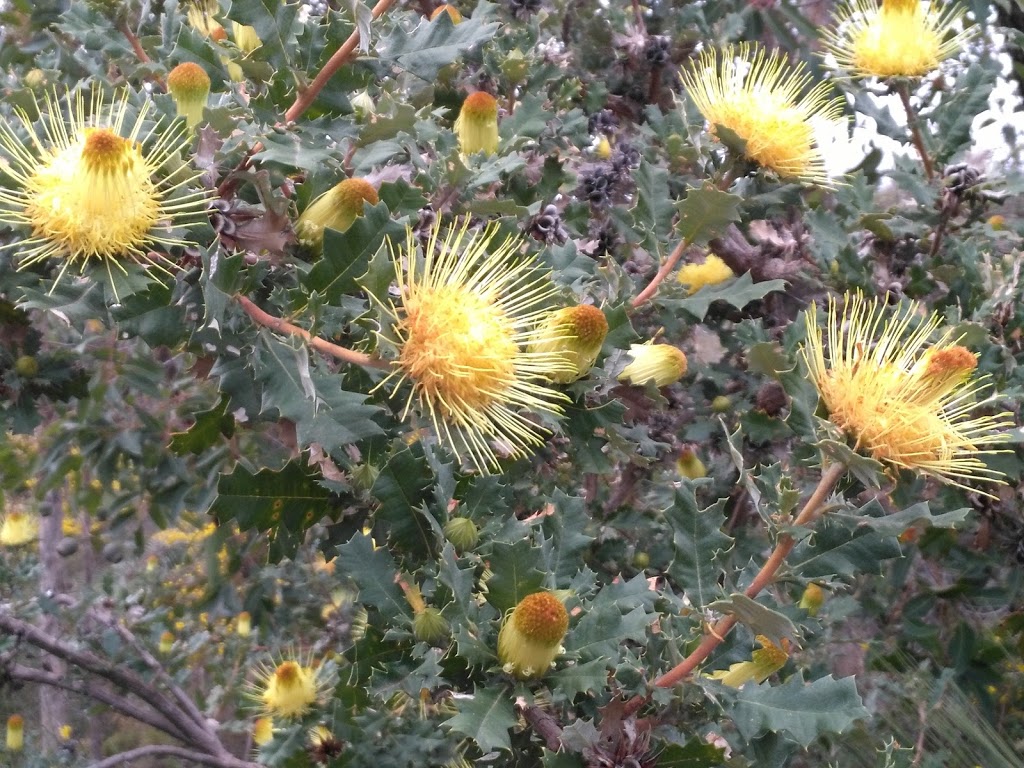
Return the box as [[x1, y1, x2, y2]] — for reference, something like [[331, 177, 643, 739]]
[[252, 659, 326, 719], [454, 92, 499, 157]]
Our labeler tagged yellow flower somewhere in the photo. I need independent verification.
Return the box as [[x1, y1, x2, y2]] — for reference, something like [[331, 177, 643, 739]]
[[497, 591, 569, 679], [799, 583, 826, 616], [237, 611, 252, 637], [252, 717, 274, 746], [454, 92, 499, 157], [0, 510, 38, 547], [803, 292, 1013, 491], [0, 90, 207, 285], [231, 22, 261, 53], [528, 304, 609, 383], [186, 0, 221, 37], [167, 62, 211, 128], [822, 0, 968, 79], [680, 44, 845, 185], [619, 342, 687, 388], [6, 714, 24, 751], [677, 254, 736, 295], [707, 635, 789, 688], [252, 659, 327, 719], [676, 447, 707, 479], [375, 218, 570, 472], [159, 631, 174, 654], [57, 725, 72, 742], [295, 177, 379, 248]]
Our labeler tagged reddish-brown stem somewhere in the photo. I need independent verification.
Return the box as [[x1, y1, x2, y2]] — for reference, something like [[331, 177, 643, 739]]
[[119, 20, 151, 65], [631, 237, 690, 308], [234, 295, 388, 369], [896, 84, 934, 181], [284, 0, 400, 123], [622, 462, 847, 715]]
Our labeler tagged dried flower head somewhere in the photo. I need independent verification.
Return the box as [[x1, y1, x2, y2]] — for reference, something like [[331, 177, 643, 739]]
[[454, 92, 499, 157], [677, 254, 736, 295], [822, 0, 968, 79], [375, 218, 570, 472], [296, 177, 379, 248], [528, 304, 608, 383], [619, 342, 688, 388], [497, 591, 569, 679], [0, 509, 38, 547], [250, 658, 329, 719], [803, 292, 1013, 492], [0, 89, 207, 287], [680, 44, 845, 185]]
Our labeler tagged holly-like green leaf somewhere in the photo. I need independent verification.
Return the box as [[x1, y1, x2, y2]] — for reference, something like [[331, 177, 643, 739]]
[[336, 531, 412, 622], [789, 515, 902, 579], [444, 685, 516, 753], [378, 7, 501, 82], [666, 488, 733, 608], [227, 0, 302, 70], [632, 159, 674, 251], [371, 444, 435, 554], [169, 396, 235, 455], [549, 657, 609, 702], [933, 62, 997, 163], [707, 594, 799, 644], [658, 738, 727, 767], [667, 273, 787, 320], [728, 674, 867, 747], [540, 491, 594, 583], [305, 201, 398, 302], [837, 500, 970, 536], [566, 575, 657, 662], [675, 186, 742, 246], [486, 540, 546, 613]]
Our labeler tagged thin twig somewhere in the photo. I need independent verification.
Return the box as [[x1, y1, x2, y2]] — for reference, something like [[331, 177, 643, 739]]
[[235, 295, 387, 369], [87, 744, 258, 768], [118, 20, 151, 64], [631, 236, 690, 308], [896, 84, 934, 181]]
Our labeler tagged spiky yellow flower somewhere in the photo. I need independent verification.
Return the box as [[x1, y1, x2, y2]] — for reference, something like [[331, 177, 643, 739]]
[[454, 92, 499, 157], [376, 218, 571, 472], [0, 510, 38, 547], [677, 254, 736, 295], [707, 635, 789, 688], [167, 62, 211, 128], [803, 292, 1013, 490], [528, 304, 609, 383], [296, 177, 379, 248], [619, 342, 688, 388], [0, 90, 207, 286], [497, 591, 569, 679], [251, 659, 327, 719], [822, 0, 968, 79], [680, 44, 845, 185]]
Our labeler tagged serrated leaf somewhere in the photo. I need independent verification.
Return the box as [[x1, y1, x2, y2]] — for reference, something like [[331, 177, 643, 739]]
[[728, 674, 867, 747], [540, 491, 594, 583], [486, 539, 546, 613], [789, 515, 902, 578], [305, 201, 398, 302], [228, 0, 301, 70], [657, 738, 726, 767], [832, 499, 969, 537], [933, 62, 996, 163], [378, 7, 501, 81], [444, 685, 516, 753], [632, 159, 674, 251], [371, 444, 435, 554], [336, 531, 411, 621], [549, 657, 608, 701], [566, 576, 657, 661], [818, 438, 884, 489], [667, 273, 787, 320], [665, 488, 733, 608], [169, 396, 235, 455], [675, 186, 742, 246], [707, 594, 798, 644]]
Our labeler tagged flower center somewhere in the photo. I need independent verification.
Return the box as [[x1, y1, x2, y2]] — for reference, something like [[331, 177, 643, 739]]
[[274, 661, 301, 687], [512, 592, 568, 646]]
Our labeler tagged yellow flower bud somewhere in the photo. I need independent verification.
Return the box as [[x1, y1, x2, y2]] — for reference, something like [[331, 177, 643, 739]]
[[676, 448, 707, 480], [529, 304, 609, 383], [159, 631, 174, 654], [710, 395, 732, 413], [799, 583, 825, 616], [145, 554, 159, 572], [497, 591, 569, 679], [988, 214, 1006, 230], [592, 134, 612, 159], [707, 635, 789, 688], [167, 62, 211, 128], [58, 724, 72, 742], [618, 342, 687, 388], [6, 714, 24, 751], [296, 178, 379, 248], [237, 611, 252, 636], [677, 254, 735, 295], [253, 717, 274, 746], [454, 92, 499, 157]]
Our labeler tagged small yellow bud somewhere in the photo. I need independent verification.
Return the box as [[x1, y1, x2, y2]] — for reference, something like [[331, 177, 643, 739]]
[[413, 607, 451, 645], [454, 92, 499, 157], [677, 254, 735, 295], [24, 69, 47, 89], [710, 395, 732, 413], [799, 583, 825, 616], [988, 214, 1006, 230], [237, 611, 252, 637], [708, 635, 789, 688], [632, 551, 650, 569], [253, 717, 274, 746], [497, 591, 569, 679], [296, 178, 379, 248], [676, 448, 707, 480], [593, 134, 612, 159], [167, 62, 211, 128], [14, 355, 38, 377], [429, 4, 462, 22], [444, 517, 480, 550], [159, 631, 174, 654], [6, 715, 24, 751], [58, 725, 72, 742], [529, 304, 609, 383], [618, 342, 687, 388], [145, 554, 159, 572]]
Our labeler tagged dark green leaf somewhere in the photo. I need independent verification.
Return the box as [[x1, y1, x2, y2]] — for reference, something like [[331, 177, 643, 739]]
[[666, 487, 733, 607], [305, 201, 398, 302], [444, 685, 516, 753], [674, 186, 742, 246], [336, 531, 412, 621]]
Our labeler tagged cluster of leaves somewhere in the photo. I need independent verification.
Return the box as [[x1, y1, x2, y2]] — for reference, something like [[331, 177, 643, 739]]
[[2, 0, 1024, 766]]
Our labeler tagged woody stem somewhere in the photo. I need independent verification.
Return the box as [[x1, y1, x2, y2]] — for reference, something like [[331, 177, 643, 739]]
[[896, 83, 934, 181], [631, 236, 691, 308]]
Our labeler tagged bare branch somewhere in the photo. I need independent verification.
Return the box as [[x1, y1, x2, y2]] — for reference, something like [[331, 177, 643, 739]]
[[87, 744, 259, 768]]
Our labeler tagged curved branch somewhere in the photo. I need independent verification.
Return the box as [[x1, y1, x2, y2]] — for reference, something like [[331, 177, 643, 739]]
[[631, 236, 690, 308], [88, 744, 259, 768], [235, 294, 388, 369]]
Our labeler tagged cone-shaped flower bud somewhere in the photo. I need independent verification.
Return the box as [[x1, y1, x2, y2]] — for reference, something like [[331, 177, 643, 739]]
[[711, 395, 732, 413], [677, 254, 735, 295], [799, 583, 825, 616], [529, 305, 608, 384], [237, 611, 252, 636], [444, 517, 479, 550], [497, 591, 569, 679], [159, 631, 174, 654], [676, 448, 707, 480], [619, 342, 687, 388], [413, 607, 451, 645], [0, 510, 38, 547], [707, 635, 789, 688], [231, 22, 261, 53], [454, 92, 499, 157], [253, 717, 274, 746], [430, 4, 463, 22], [167, 62, 211, 128], [296, 178, 379, 248], [5, 715, 23, 751]]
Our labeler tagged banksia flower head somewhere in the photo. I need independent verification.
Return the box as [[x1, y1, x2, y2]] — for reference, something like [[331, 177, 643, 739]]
[[413, 607, 451, 645], [822, 0, 968, 79], [680, 44, 845, 185], [296, 177, 379, 248], [528, 304, 609, 383], [253, 717, 274, 746], [619, 341, 688, 388], [167, 62, 211, 128], [676, 447, 707, 480], [430, 4, 463, 22], [707, 635, 789, 688], [803, 292, 1013, 493], [444, 516, 479, 550], [0, 509, 38, 547], [6, 715, 23, 751], [375, 218, 571, 472], [159, 631, 174, 654], [0, 90, 207, 287], [677, 254, 735, 295], [799, 583, 825, 616], [251, 658, 328, 719], [497, 591, 569, 679], [186, 0, 222, 37], [454, 92, 499, 157]]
